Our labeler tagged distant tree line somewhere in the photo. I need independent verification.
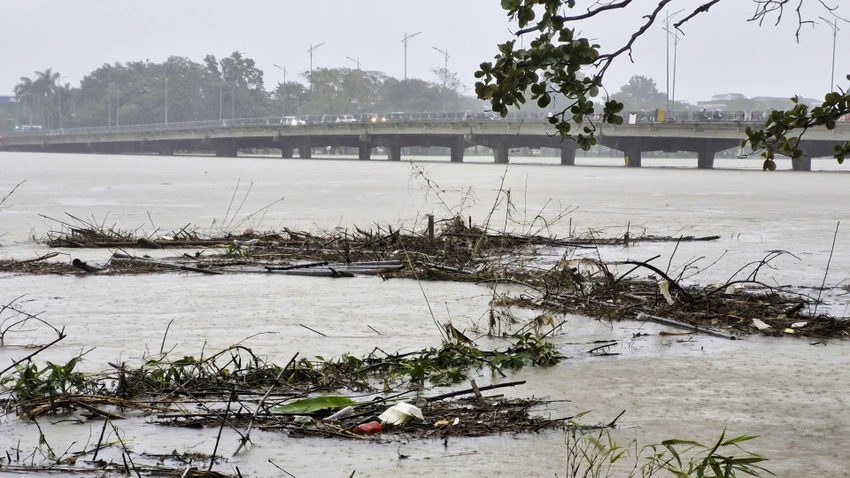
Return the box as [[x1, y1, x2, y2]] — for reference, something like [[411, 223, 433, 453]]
[[6, 51, 485, 129], [2, 52, 816, 134]]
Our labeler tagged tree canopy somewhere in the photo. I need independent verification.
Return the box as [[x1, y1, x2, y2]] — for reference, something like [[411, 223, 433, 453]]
[[611, 75, 667, 112], [475, 0, 850, 170], [10, 52, 484, 130]]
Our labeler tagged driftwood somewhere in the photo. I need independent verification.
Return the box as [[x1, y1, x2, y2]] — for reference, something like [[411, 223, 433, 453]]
[[425, 380, 527, 402], [109, 253, 402, 277], [72, 258, 104, 273], [109, 253, 221, 275], [636, 313, 737, 340]]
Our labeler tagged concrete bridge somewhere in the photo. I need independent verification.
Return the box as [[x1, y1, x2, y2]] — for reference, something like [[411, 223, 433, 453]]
[[2, 117, 848, 170]]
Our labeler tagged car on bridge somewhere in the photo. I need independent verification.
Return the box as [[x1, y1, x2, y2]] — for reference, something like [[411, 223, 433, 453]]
[[280, 116, 305, 126]]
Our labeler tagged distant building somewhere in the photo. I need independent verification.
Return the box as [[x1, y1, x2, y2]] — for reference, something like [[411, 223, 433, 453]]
[[696, 93, 746, 110], [0, 96, 16, 104], [710, 93, 746, 102]]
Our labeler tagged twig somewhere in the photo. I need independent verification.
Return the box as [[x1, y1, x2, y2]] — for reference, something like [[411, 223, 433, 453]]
[[268, 459, 297, 478], [233, 352, 299, 456], [425, 380, 526, 402], [0, 180, 25, 208], [622, 259, 692, 301], [220, 178, 242, 235], [0, 331, 66, 377], [92, 418, 109, 461], [159, 319, 174, 356], [110, 422, 141, 478], [587, 342, 618, 354], [298, 324, 327, 337], [814, 221, 840, 317], [606, 410, 626, 428], [209, 389, 235, 471]]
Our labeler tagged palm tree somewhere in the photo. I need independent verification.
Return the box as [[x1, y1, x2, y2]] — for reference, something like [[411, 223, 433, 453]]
[[13, 76, 34, 126], [32, 69, 61, 128], [33, 68, 60, 98]]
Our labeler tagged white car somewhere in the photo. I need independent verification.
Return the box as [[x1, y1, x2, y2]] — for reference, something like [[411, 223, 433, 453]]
[[281, 116, 305, 126]]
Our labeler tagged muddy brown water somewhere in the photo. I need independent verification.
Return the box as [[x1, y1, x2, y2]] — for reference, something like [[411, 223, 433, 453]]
[[1, 152, 848, 477]]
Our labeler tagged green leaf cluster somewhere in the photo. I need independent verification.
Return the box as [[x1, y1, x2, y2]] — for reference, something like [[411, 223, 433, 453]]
[[1, 357, 92, 402], [476, 1, 623, 149]]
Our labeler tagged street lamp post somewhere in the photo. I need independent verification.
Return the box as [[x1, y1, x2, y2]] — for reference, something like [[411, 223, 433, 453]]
[[663, 9, 684, 113], [153, 77, 168, 123], [22, 91, 32, 127], [107, 83, 120, 126], [662, 27, 680, 113], [345, 56, 361, 70], [108, 83, 120, 126], [273, 63, 288, 118], [345, 57, 363, 112], [307, 42, 326, 90], [107, 84, 112, 127], [402, 32, 422, 80], [58, 75, 69, 129], [432, 47, 450, 88], [819, 16, 845, 91]]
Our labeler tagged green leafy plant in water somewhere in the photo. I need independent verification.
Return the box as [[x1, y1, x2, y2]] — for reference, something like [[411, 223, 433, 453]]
[[562, 425, 773, 478], [225, 240, 246, 257], [1, 357, 91, 403], [141, 356, 203, 388], [506, 332, 560, 366]]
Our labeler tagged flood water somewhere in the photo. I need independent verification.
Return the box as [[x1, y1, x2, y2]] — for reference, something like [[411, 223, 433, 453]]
[[1, 151, 849, 477]]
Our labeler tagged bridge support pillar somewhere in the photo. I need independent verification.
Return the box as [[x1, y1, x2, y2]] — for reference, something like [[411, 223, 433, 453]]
[[697, 148, 715, 169], [560, 143, 577, 165], [624, 149, 642, 167], [159, 142, 174, 156], [216, 141, 238, 157], [450, 137, 465, 163], [493, 138, 510, 164], [792, 157, 812, 171], [387, 144, 401, 161], [380, 135, 401, 161], [280, 145, 294, 159], [298, 144, 312, 159], [359, 141, 372, 160]]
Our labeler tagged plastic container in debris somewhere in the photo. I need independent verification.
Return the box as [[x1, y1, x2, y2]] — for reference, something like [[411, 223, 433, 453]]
[[354, 421, 382, 434], [233, 238, 259, 247], [378, 402, 424, 426], [323, 406, 355, 422]]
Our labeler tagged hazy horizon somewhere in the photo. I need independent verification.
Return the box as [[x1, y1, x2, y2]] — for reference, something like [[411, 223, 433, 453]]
[[3, 1, 847, 105]]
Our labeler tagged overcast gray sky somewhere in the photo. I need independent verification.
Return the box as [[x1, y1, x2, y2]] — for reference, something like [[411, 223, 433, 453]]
[[2, 0, 846, 105]]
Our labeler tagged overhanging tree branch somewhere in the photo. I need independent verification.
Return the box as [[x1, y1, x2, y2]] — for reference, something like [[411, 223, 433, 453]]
[[477, 0, 850, 168]]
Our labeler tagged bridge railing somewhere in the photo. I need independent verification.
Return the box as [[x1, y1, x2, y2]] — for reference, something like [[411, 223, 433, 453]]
[[8, 110, 846, 138]]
